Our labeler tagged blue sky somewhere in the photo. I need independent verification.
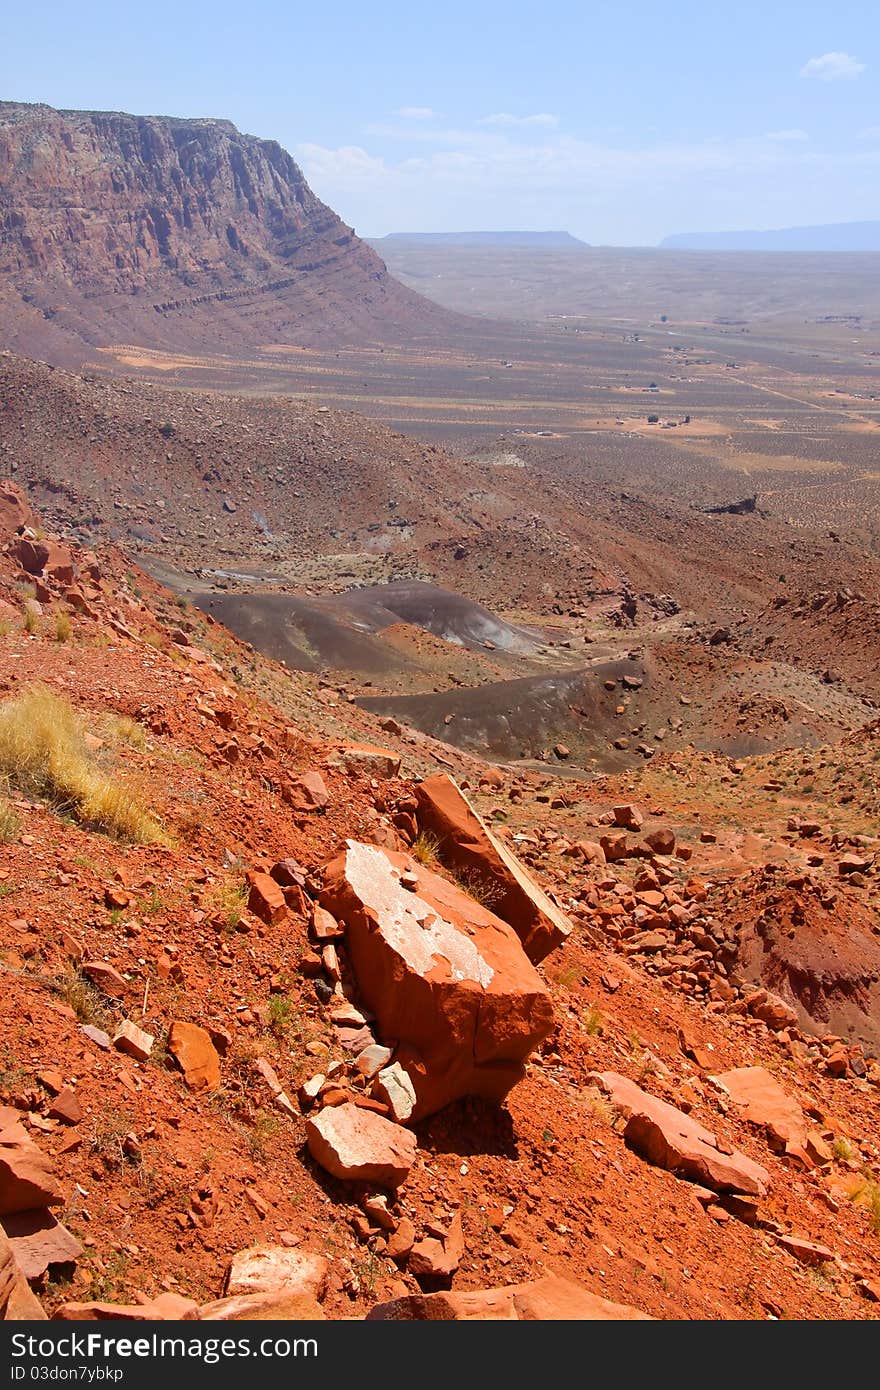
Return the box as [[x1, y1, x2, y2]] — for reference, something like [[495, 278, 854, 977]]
[[3, 0, 878, 243]]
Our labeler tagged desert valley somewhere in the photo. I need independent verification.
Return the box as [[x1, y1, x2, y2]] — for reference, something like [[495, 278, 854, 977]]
[[0, 98, 879, 1325]]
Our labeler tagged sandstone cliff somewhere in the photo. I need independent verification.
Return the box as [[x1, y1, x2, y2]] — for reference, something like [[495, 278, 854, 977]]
[[0, 101, 446, 362]]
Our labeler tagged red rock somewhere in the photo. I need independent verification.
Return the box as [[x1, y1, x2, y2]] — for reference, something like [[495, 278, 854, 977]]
[[11, 536, 75, 584], [0, 1225, 45, 1319], [600, 832, 630, 861], [777, 1234, 834, 1267], [0, 1107, 63, 1215], [613, 804, 644, 831], [1, 1208, 82, 1279], [341, 745, 401, 779], [683, 875, 707, 900], [0, 481, 35, 539], [321, 943, 341, 980], [321, 841, 554, 1118], [247, 871, 287, 925], [355, 1045, 393, 1079], [368, 1274, 651, 1320], [745, 990, 799, 1032], [838, 854, 870, 876], [712, 1067, 829, 1164], [824, 1047, 850, 1077], [168, 1021, 221, 1092], [305, 1103, 417, 1187], [413, 774, 571, 962], [592, 1073, 769, 1196], [270, 858, 305, 887], [54, 1293, 199, 1320], [224, 1245, 328, 1300], [81, 960, 128, 997], [311, 905, 343, 940], [574, 840, 606, 865], [44, 543, 75, 585], [409, 1212, 464, 1280], [386, 1217, 416, 1262], [112, 1019, 153, 1061], [645, 828, 676, 855], [201, 1292, 325, 1319], [47, 1089, 84, 1125], [11, 536, 49, 575], [284, 771, 330, 812]]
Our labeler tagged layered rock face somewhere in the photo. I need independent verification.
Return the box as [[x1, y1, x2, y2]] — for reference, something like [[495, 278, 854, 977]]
[[0, 101, 440, 361]]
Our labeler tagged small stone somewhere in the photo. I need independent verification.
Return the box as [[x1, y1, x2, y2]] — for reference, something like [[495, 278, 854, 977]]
[[305, 1103, 417, 1187], [386, 1217, 416, 1262], [355, 1045, 393, 1079], [112, 1019, 154, 1062], [47, 1090, 84, 1126], [372, 1063, 416, 1122], [409, 1212, 465, 1281], [168, 1022, 221, 1092], [81, 961, 127, 997], [247, 872, 287, 925]]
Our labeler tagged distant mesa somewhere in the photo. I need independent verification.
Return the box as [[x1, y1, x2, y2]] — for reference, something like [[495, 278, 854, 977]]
[[660, 220, 880, 252], [0, 100, 455, 366], [370, 230, 588, 248]]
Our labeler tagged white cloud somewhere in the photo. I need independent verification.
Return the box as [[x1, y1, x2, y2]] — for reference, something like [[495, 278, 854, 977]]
[[480, 112, 559, 128], [800, 51, 865, 81], [397, 106, 441, 120], [297, 128, 855, 198], [294, 127, 880, 239], [295, 143, 389, 186]]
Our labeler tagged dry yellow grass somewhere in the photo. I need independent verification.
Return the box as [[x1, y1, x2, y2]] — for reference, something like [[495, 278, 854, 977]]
[[0, 685, 166, 843], [0, 791, 21, 842]]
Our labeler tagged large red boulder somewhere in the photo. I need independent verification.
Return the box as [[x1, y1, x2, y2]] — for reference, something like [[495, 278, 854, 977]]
[[413, 774, 571, 963], [321, 840, 554, 1118], [592, 1073, 770, 1196], [11, 536, 75, 585], [711, 1066, 831, 1166], [368, 1274, 651, 1320]]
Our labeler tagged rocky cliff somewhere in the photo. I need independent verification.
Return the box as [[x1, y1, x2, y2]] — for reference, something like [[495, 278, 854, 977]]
[[0, 101, 445, 363]]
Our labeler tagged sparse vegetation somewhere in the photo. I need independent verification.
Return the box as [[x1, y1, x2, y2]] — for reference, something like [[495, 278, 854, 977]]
[[207, 871, 249, 929], [267, 992, 292, 1038], [0, 684, 166, 842], [847, 1174, 880, 1236], [54, 610, 72, 642], [102, 713, 147, 749], [0, 791, 21, 843], [410, 829, 441, 867], [582, 1005, 605, 1036], [58, 968, 111, 1029], [453, 865, 503, 910]]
